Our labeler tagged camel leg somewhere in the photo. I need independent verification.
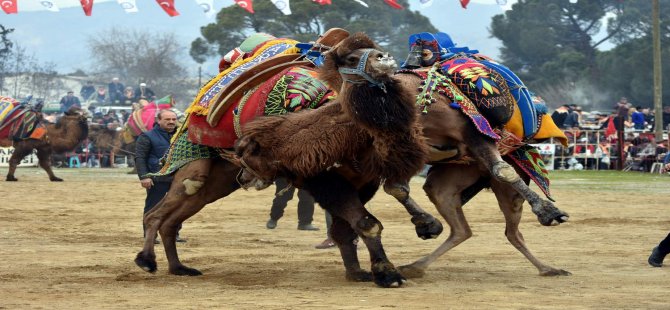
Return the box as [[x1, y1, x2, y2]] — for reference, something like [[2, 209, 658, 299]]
[[6, 144, 32, 181], [36, 146, 61, 182], [399, 164, 482, 278], [304, 172, 405, 288], [384, 180, 443, 240], [490, 179, 571, 276], [135, 159, 240, 275]]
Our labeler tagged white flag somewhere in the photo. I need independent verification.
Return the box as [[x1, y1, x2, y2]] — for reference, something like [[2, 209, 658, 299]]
[[352, 0, 368, 8], [195, 0, 216, 18], [420, 0, 433, 8], [117, 0, 139, 13], [40, 0, 60, 12], [270, 0, 291, 15]]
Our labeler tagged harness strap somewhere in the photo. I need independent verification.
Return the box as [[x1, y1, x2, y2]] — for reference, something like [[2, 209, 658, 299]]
[[338, 48, 387, 92]]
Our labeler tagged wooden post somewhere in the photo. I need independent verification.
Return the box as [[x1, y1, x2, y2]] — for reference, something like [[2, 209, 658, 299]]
[[652, 0, 663, 141]]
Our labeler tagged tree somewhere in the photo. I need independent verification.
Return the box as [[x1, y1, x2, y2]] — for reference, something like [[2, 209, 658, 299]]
[[190, 0, 436, 63], [87, 28, 196, 107], [0, 24, 15, 95]]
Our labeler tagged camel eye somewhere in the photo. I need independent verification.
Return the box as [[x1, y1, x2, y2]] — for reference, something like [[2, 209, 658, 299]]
[[345, 55, 358, 64]]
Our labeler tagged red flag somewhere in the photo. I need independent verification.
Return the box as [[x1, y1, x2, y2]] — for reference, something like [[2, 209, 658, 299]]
[[80, 0, 94, 16], [312, 0, 331, 4], [460, 0, 470, 9], [383, 0, 403, 9], [1, 0, 17, 14], [235, 0, 254, 13], [156, 0, 179, 17]]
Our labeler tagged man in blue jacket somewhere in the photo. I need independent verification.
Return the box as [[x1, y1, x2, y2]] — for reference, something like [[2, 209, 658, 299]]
[[135, 110, 185, 243]]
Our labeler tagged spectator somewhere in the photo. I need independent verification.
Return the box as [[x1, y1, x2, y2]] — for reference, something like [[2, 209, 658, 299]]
[[631, 106, 646, 130], [102, 110, 119, 126], [562, 105, 581, 129], [59, 91, 81, 113], [121, 86, 135, 106], [551, 105, 570, 129], [648, 233, 670, 267], [314, 211, 335, 249], [134, 83, 156, 102], [119, 110, 130, 125], [266, 178, 319, 231], [642, 107, 654, 130], [80, 81, 96, 102], [108, 77, 125, 104], [95, 86, 107, 104], [662, 106, 670, 130]]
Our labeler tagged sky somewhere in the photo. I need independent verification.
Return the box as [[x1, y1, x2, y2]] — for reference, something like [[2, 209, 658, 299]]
[[0, 0, 516, 77]]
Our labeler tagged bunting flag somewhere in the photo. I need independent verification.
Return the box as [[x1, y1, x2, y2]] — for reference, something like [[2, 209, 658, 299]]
[[383, 0, 403, 9], [80, 0, 94, 16], [420, 0, 433, 7], [352, 0, 368, 7], [235, 0, 254, 13], [195, 0, 215, 18], [270, 0, 291, 15], [312, 0, 331, 5], [40, 1, 60, 12], [1, 0, 17, 14], [460, 0, 470, 9], [117, 0, 138, 13], [156, 0, 179, 16]]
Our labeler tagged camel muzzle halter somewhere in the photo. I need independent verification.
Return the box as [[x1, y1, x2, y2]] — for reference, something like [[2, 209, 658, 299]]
[[338, 48, 388, 93]]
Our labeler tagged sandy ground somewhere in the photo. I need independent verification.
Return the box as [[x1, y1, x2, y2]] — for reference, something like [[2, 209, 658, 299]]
[[0, 167, 668, 309]]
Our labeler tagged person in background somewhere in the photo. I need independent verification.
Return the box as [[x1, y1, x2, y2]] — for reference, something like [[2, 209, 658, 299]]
[[314, 211, 335, 249], [95, 86, 107, 104], [648, 233, 670, 267], [266, 178, 319, 231], [108, 77, 125, 104], [80, 81, 96, 102], [59, 91, 81, 113], [551, 105, 570, 129], [631, 106, 645, 130], [134, 83, 156, 102]]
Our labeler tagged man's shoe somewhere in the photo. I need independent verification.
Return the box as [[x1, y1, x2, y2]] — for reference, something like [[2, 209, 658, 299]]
[[648, 247, 666, 267], [297, 223, 319, 231], [176, 237, 187, 243], [266, 219, 278, 229], [315, 238, 336, 249]]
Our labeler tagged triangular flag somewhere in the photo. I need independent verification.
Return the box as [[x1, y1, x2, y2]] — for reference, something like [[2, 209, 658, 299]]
[[270, 0, 291, 15], [235, 0, 254, 14], [156, 95, 175, 106], [156, 0, 179, 16], [40, 1, 60, 12], [80, 0, 94, 16], [420, 0, 433, 8], [352, 0, 368, 7], [460, 0, 470, 9], [1, 0, 17, 14], [383, 0, 403, 9], [117, 0, 138, 13], [194, 0, 216, 18], [312, 0, 331, 5]]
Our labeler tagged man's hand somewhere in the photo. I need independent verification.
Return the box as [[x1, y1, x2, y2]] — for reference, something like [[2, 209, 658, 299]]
[[140, 178, 154, 189]]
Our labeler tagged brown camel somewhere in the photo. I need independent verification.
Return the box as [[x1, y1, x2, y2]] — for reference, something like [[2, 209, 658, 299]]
[[87, 123, 123, 167], [135, 32, 432, 288], [1, 109, 89, 181], [237, 32, 570, 278]]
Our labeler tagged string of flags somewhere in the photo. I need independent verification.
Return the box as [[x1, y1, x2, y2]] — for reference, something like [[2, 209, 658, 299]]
[[0, 0, 479, 16]]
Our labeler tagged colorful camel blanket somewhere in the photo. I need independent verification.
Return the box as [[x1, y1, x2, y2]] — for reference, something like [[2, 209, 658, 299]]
[[125, 101, 174, 138], [507, 146, 554, 201], [0, 97, 46, 141]]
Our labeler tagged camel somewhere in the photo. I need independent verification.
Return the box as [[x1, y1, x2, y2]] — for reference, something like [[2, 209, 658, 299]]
[[1, 108, 89, 181], [236, 32, 571, 278], [87, 123, 123, 167], [135, 31, 434, 288]]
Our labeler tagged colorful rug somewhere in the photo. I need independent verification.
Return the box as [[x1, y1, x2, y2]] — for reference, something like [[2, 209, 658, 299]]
[[507, 145, 554, 201], [156, 130, 220, 176]]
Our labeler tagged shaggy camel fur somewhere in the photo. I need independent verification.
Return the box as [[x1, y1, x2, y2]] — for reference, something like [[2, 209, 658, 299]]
[[2, 109, 89, 181], [238, 33, 570, 278], [135, 33, 432, 288]]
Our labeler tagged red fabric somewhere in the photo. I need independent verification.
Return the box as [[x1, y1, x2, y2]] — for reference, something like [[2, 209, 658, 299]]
[[0, 108, 24, 140], [1, 0, 17, 14], [460, 0, 470, 9], [80, 0, 93, 16], [383, 0, 403, 9], [605, 116, 616, 138], [235, 0, 254, 13], [312, 0, 331, 5], [156, 0, 179, 16]]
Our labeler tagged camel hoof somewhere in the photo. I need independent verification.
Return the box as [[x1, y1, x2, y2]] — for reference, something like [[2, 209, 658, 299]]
[[535, 201, 569, 226], [6, 176, 17, 181], [540, 269, 571, 276], [169, 265, 203, 276], [373, 269, 406, 288], [50, 177, 64, 182], [397, 264, 426, 279], [345, 269, 373, 282], [412, 214, 443, 240], [134, 252, 157, 273]]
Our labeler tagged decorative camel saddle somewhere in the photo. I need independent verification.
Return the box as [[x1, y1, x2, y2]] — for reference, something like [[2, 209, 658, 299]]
[[156, 29, 350, 175], [121, 96, 180, 144], [0, 96, 47, 142]]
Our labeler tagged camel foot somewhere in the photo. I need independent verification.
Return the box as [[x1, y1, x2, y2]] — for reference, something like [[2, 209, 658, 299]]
[[539, 268, 571, 276], [6, 175, 17, 181], [169, 265, 203, 276], [372, 262, 406, 288], [50, 176, 64, 182], [411, 214, 443, 240], [345, 269, 373, 282], [533, 200, 569, 226], [397, 264, 426, 279], [134, 252, 157, 273]]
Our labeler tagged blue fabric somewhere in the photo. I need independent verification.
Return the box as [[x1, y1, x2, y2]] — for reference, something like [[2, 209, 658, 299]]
[[143, 127, 173, 174], [632, 111, 645, 127]]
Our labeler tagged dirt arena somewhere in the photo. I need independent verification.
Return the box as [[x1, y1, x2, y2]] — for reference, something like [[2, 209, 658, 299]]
[[0, 167, 667, 309]]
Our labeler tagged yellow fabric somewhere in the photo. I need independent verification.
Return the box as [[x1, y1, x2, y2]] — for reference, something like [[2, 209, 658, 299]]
[[185, 39, 300, 116], [503, 103, 568, 147], [0, 97, 18, 122]]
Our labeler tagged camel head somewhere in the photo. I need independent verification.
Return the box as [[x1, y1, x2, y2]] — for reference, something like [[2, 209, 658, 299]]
[[320, 32, 397, 93], [234, 136, 278, 190]]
